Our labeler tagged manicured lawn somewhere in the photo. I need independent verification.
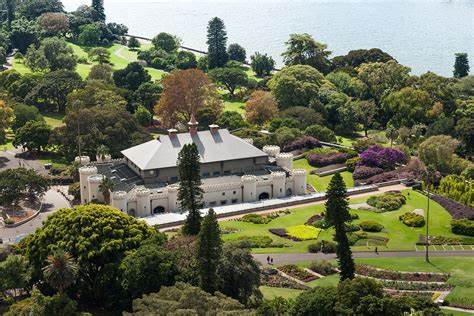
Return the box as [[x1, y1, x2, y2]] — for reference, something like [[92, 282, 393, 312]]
[[37, 152, 69, 169], [224, 100, 246, 114], [11, 57, 31, 75], [441, 308, 474, 316], [259, 285, 302, 300], [293, 158, 354, 192], [221, 190, 454, 253], [44, 113, 65, 128]]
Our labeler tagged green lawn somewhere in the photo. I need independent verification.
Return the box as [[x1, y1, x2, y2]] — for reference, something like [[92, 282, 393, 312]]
[[43, 113, 65, 128], [224, 100, 246, 114], [293, 158, 354, 192], [259, 286, 302, 300], [221, 190, 454, 254]]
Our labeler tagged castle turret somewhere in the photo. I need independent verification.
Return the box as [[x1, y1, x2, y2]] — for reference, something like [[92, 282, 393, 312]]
[[79, 166, 98, 204], [87, 174, 105, 202], [167, 185, 179, 212], [292, 169, 307, 195], [135, 187, 151, 217], [276, 153, 293, 170], [111, 191, 128, 213], [263, 145, 280, 158], [75, 156, 90, 166], [241, 175, 257, 202], [271, 171, 287, 198]]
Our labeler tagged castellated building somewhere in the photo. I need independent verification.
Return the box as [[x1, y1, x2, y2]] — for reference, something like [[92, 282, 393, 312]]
[[78, 118, 307, 218]]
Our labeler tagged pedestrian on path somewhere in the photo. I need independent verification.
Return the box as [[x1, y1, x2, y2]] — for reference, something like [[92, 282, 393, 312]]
[[270, 257, 274, 265], [375, 246, 378, 255], [267, 256, 270, 264]]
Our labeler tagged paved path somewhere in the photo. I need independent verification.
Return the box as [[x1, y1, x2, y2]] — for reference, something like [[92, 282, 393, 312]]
[[0, 147, 48, 175], [0, 187, 71, 243], [254, 250, 474, 266]]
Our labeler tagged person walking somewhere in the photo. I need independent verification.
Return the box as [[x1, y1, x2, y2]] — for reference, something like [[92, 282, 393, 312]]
[[375, 246, 378, 255], [267, 256, 270, 264], [270, 257, 274, 265]]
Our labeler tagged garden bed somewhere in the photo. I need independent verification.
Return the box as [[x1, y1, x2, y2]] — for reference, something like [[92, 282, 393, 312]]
[[269, 225, 321, 241], [260, 268, 309, 290], [380, 280, 452, 291], [278, 264, 319, 282], [417, 234, 474, 245], [429, 194, 474, 220], [355, 265, 449, 282]]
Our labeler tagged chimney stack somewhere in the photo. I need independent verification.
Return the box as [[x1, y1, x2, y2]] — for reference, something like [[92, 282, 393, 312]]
[[188, 114, 198, 135], [209, 124, 220, 134], [167, 128, 178, 137]]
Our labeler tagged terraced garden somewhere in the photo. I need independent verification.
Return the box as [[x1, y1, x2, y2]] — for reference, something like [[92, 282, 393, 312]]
[[221, 190, 457, 253]]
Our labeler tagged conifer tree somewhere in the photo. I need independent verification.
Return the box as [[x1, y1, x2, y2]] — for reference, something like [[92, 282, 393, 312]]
[[92, 0, 106, 22], [207, 17, 228, 69], [198, 208, 222, 293], [178, 143, 204, 235], [453, 53, 469, 78], [325, 173, 355, 280]]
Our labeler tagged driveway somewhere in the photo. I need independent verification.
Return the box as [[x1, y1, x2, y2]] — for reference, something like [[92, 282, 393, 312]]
[[0, 187, 71, 243]]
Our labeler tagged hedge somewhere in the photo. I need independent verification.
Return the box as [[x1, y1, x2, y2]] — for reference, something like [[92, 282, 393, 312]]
[[399, 212, 425, 227], [359, 220, 384, 232], [451, 219, 474, 236], [308, 240, 337, 253]]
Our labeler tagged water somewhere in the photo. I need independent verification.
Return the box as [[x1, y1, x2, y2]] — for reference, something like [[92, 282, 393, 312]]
[[64, 0, 474, 76]]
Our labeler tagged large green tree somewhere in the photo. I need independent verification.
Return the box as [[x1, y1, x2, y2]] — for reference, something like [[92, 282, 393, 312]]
[[17, 0, 63, 20], [268, 65, 325, 109], [198, 209, 222, 293], [42, 250, 78, 294], [227, 43, 246, 63], [0, 255, 31, 299], [12, 104, 44, 132], [13, 120, 51, 152], [178, 143, 204, 235], [250, 52, 275, 77], [454, 53, 470, 78], [207, 17, 228, 69], [383, 87, 432, 128], [282, 33, 332, 74], [209, 66, 248, 97], [91, 0, 105, 22], [324, 173, 355, 281], [21, 204, 155, 309], [0, 168, 49, 206], [151, 32, 180, 53], [113, 62, 151, 90]]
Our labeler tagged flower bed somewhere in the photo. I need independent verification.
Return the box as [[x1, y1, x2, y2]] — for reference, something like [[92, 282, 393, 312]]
[[238, 210, 291, 224], [286, 225, 321, 241], [308, 260, 336, 276], [430, 194, 474, 220], [353, 165, 384, 180], [260, 268, 308, 290], [367, 192, 406, 212], [417, 234, 474, 245], [359, 145, 408, 170], [307, 152, 351, 167], [380, 280, 452, 291], [278, 264, 319, 282], [305, 213, 323, 225], [355, 265, 449, 282], [399, 212, 425, 227]]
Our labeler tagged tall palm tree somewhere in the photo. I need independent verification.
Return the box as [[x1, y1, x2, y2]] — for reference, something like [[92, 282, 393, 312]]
[[96, 145, 110, 161], [99, 177, 114, 204], [42, 250, 78, 294]]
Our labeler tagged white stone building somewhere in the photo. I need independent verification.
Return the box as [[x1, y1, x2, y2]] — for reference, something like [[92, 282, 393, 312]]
[[78, 118, 307, 218]]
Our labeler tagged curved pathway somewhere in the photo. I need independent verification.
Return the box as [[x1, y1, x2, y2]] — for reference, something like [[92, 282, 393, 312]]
[[254, 250, 474, 266]]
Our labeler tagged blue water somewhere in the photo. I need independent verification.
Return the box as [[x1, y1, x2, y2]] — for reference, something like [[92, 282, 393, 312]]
[[64, 0, 474, 76]]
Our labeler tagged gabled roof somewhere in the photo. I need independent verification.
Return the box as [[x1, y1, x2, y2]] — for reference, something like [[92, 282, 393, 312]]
[[121, 129, 268, 170]]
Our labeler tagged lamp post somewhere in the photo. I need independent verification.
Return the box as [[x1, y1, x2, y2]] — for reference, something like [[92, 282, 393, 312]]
[[425, 188, 430, 263]]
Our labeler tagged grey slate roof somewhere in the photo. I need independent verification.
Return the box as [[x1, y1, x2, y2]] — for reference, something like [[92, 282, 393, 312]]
[[121, 129, 268, 171]]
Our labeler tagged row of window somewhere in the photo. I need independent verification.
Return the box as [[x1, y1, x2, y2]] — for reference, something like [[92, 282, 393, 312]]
[[208, 199, 239, 207]]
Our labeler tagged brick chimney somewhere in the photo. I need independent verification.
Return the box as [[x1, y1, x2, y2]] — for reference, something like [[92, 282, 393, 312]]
[[209, 124, 220, 134], [188, 114, 198, 135]]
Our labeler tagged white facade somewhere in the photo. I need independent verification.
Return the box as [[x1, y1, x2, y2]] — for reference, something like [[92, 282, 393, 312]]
[[78, 145, 308, 218]]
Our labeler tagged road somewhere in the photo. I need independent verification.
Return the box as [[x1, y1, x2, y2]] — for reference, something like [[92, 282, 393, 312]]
[[0, 187, 71, 243], [254, 250, 474, 266]]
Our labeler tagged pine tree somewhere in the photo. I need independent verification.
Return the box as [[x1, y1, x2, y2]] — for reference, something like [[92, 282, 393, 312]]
[[92, 0, 106, 22], [178, 143, 204, 235], [324, 173, 355, 281], [453, 53, 470, 78], [198, 208, 222, 293], [206, 17, 228, 69]]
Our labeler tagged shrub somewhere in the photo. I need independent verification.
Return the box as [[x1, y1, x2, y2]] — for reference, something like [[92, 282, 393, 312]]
[[304, 124, 337, 143], [399, 212, 425, 227], [307, 152, 351, 167], [359, 145, 408, 170], [366, 192, 406, 212], [240, 213, 271, 224], [68, 182, 81, 200], [308, 240, 337, 253], [305, 213, 323, 225], [451, 219, 474, 236], [282, 136, 321, 152], [345, 223, 361, 232], [435, 175, 473, 208], [312, 218, 331, 229], [286, 225, 320, 241], [230, 236, 278, 248], [346, 157, 361, 172], [359, 220, 384, 232], [278, 264, 318, 282], [4, 218, 14, 225], [353, 165, 384, 180], [308, 260, 335, 275]]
